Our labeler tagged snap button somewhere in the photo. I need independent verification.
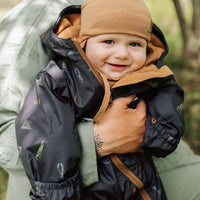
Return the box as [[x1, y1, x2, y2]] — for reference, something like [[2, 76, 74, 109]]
[[151, 117, 157, 124]]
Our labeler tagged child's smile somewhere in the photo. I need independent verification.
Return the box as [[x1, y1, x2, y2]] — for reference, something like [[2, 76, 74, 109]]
[[85, 33, 147, 79], [105, 63, 129, 71]]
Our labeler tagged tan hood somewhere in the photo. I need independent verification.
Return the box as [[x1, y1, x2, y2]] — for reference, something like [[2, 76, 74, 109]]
[[56, 13, 172, 86]]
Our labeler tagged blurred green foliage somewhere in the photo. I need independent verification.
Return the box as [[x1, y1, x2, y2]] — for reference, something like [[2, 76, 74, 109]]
[[0, 0, 199, 199], [0, 167, 8, 200], [145, 0, 200, 154]]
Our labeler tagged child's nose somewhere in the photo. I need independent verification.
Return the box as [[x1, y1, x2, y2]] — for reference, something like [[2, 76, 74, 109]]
[[114, 45, 129, 59]]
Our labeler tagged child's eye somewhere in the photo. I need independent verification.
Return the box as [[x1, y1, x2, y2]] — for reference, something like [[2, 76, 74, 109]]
[[130, 42, 140, 47], [103, 40, 114, 44]]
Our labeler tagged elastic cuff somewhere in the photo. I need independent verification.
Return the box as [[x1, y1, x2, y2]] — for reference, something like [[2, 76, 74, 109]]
[[31, 171, 81, 200]]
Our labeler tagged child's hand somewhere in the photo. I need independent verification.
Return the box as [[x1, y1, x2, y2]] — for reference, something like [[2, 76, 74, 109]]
[[93, 95, 146, 157]]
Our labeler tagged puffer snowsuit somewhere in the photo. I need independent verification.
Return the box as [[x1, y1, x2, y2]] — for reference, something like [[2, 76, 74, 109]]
[[15, 5, 184, 200]]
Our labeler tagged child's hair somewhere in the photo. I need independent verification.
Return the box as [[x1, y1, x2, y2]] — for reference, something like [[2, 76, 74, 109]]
[[79, 0, 152, 47]]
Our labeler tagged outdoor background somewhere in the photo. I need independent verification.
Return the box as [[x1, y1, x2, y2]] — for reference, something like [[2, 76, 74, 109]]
[[0, 0, 199, 199]]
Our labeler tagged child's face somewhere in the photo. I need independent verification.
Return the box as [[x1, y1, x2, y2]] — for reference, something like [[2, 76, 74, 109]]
[[85, 33, 147, 79]]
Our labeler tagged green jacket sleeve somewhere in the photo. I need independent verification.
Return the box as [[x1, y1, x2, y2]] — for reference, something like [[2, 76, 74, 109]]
[[78, 121, 98, 187]]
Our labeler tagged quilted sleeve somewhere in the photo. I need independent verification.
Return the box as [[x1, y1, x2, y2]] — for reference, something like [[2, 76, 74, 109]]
[[15, 62, 81, 200], [141, 75, 185, 157]]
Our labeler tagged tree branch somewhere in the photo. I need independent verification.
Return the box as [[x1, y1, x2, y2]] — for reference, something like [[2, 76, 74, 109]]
[[192, 0, 200, 35], [172, 0, 189, 41]]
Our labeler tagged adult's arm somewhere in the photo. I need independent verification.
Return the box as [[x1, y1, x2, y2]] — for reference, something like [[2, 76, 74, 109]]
[[0, 1, 85, 200], [78, 95, 147, 187], [153, 140, 200, 200], [0, 0, 85, 173], [93, 95, 146, 157]]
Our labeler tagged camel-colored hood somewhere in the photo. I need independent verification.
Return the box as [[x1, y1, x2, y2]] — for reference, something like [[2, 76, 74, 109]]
[[42, 5, 173, 121]]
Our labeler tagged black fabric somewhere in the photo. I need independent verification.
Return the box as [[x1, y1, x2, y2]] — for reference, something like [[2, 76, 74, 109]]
[[82, 152, 167, 200], [15, 43, 104, 199], [112, 75, 184, 157], [15, 5, 184, 200]]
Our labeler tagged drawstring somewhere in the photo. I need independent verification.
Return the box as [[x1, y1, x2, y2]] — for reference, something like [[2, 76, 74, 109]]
[[111, 154, 151, 200]]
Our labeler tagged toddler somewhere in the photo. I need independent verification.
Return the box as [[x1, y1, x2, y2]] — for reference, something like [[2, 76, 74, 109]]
[[16, 0, 184, 199]]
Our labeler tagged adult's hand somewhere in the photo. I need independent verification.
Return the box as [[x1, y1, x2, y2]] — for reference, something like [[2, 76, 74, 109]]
[[93, 95, 146, 157]]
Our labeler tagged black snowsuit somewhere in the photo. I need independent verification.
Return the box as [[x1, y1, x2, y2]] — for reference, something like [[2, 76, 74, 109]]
[[15, 5, 184, 200]]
